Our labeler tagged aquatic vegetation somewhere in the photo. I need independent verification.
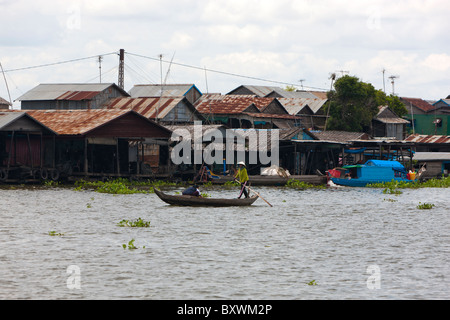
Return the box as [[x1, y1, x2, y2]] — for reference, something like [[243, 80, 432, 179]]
[[368, 176, 450, 189], [223, 180, 240, 186], [286, 179, 326, 189], [48, 231, 64, 236], [307, 280, 318, 286], [201, 193, 211, 198], [383, 198, 398, 202], [122, 239, 145, 250], [117, 218, 151, 228], [382, 187, 402, 195], [74, 178, 181, 194], [122, 239, 137, 250], [417, 202, 435, 210], [43, 180, 61, 187]]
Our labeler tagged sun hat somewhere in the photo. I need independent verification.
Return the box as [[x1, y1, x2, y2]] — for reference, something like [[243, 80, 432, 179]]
[[237, 161, 246, 166]]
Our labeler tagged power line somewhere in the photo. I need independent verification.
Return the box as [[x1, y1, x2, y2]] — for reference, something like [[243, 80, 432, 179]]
[[2, 50, 329, 91], [126, 52, 328, 91], [2, 52, 118, 73]]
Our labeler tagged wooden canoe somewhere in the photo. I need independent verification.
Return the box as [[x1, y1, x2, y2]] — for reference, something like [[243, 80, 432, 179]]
[[153, 188, 258, 207]]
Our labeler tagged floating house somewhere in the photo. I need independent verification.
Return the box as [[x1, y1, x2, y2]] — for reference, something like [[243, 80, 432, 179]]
[[194, 94, 298, 129], [413, 152, 450, 178], [102, 96, 204, 124], [0, 97, 11, 110], [372, 105, 410, 140], [129, 84, 203, 105], [18, 83, 129, 110], [26, 109, 172, 180], [0, 111, 56, 182]]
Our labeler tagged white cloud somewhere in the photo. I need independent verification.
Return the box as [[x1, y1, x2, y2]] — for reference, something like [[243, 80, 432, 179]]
[[1, 0, 449, 104]]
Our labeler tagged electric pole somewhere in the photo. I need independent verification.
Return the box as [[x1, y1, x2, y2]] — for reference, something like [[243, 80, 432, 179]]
[[118, 49, 125, 89]]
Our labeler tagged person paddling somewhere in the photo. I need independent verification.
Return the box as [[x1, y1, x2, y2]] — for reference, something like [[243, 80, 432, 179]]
[[234, 161, 249, 198], [182, 184, 201, 197]]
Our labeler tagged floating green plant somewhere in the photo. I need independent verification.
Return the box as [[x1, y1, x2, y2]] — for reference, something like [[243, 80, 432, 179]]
[[73, 178, 181, 194], [307, 280, 318, 286], [417, 202, 435, 210], [122, 239, 137, 250], [382, 187, 402, 195], [48, 231, 64, 236], [122, 239, 145, 250], [117, 218, 151, 228], [286, 179, 326, 189], [368, 176, 450, 189]]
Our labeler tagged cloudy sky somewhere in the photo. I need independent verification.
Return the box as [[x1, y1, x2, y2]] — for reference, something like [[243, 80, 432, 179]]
[[1, 0, 449, 108]]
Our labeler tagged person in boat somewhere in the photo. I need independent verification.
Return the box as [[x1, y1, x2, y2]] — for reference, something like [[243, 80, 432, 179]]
[[234, 161, 249, 198], [182, 184, 201, 197]]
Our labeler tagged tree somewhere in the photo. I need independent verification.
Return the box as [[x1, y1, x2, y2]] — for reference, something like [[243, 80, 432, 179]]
[[325, 75, 379, 132], [375, 90, 408, 117]]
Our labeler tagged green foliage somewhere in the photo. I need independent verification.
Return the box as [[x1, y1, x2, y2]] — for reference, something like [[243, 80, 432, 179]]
[[368, 176, 450, 189], [122, 239, 137, 250], [117, 218, 151, 228], [286, 179, 326, 189], [285, 85, 296, 92], [74, 178, 179, 194], [417, 202, 435, 210], [122, 239, 145, 250], [307, 280, 318, 286], [376, 91, 408, 117], [43, 180, 61, 187], [48, 231, 64, 236], [325, 75, 380, 132], [382, 186, 403, 195]]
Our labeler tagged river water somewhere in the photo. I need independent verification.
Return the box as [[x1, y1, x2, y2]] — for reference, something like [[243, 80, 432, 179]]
[[0, 185, 448, 300]]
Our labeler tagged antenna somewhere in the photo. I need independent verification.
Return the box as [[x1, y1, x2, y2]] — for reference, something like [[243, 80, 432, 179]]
[[98, 55, 103, 83], [336, 70, 349, 77], [299, 79, 305, 90], [163, 52, 176, 85], [0, 62, 12, 108], [388, 75, 399, 95], [156, 53, 164, 122]]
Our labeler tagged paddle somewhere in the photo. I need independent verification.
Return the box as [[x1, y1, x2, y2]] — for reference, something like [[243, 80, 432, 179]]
[[234, 179, 273, 207]]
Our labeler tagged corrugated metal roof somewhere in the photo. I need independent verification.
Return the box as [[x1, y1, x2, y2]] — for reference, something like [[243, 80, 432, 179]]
[[17, 83, 128, 101], [308, 130, 370, 143], [26, 109, 131, 135], [0, 97, 12, 106], [195, 94, 274, 114], [56, 91, 99, 101], [129, 84, 200, 98], [278, 98, 327, 114], [0, 111, 57, 134], [0, 111, 27, 129], [413, 152, 450, 161], [405, 134, 450, 144], [105, 96, 186, 119]]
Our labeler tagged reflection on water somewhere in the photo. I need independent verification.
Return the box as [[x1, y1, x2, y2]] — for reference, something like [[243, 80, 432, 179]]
[[0, 186, 449, 299]]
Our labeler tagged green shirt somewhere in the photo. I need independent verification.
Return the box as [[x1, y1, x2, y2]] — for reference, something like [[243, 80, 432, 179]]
[[236, 167, 249, 183]]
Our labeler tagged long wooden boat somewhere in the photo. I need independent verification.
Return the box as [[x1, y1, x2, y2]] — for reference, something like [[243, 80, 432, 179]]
[[153, 188, 259, 207]]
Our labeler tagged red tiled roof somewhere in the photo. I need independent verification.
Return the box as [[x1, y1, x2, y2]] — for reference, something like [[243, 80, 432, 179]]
[[401, 97, 435, 112]]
